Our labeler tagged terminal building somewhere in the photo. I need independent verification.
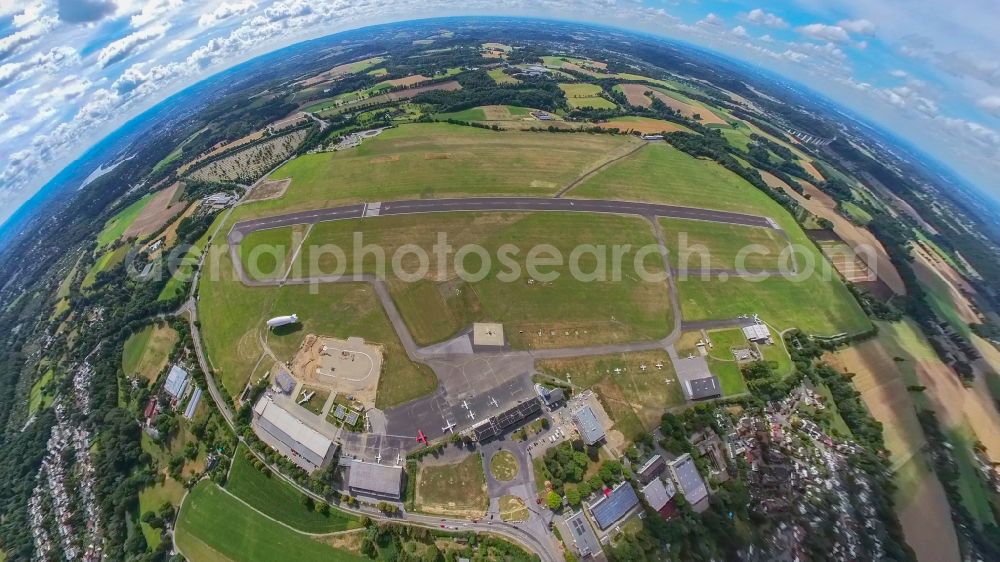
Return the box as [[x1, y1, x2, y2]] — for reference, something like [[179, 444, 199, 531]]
[[347, 460, 404, 501], [252, 395, 337, 473], [573, 406, 606, 446], [471, 398, 541, 442]]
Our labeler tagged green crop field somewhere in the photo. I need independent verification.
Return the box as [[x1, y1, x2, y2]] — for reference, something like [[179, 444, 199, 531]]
[[175, 482, 365, 562], [841, 201, 873, 224], [573, 142, 869, 336], [660, 218, 790, 272], [122, 324, 178, 382], [157, 211, 225, 302], [243, 123, 635, 217], [198, 231, 435, 403], [437, 107, 487, 121], [558, 83, 616, 109], [227, 446, 359, 533], [96, 194, 154, 247], [282, 211, 672, 348]]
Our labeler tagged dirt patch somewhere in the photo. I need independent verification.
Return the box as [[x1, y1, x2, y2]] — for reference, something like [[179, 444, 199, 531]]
[[386, 74, 431, 88], [124, 182, 187, 239], [148, 201, 200, 252], [618, 83, 654, 108], [499, 495, 529, 522], [424, 153, 451, 160], [289, 334, 383, 410], [244, 178, 292, 203], [415, 453, 488, 519], [370, 154, 400, 164]]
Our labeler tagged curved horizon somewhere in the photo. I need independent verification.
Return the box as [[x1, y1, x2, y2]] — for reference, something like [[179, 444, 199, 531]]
[[1, 4, 999, 231]]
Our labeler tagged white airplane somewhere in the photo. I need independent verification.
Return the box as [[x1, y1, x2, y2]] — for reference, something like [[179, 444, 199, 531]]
[[462, 400, 471, 410], [489, 396, 499, 408], [468, 410, 476, 420], [655, 362, 664, 370], [640, 364, 647, 371], [396, 453, 402, 466], [442, 420, 456, 433], [297, 390, 315, 404], [375, 451, 382, 464]]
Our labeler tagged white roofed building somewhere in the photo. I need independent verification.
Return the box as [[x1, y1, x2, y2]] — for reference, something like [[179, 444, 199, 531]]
[[163, 365, 189, 400], [252, 395, 337, 473]]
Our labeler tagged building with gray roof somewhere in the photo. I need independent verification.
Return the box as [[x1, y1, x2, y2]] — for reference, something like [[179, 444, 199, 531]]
[[348, 460, 403, 501], [564, 510, 601, 558], [587, 482, 639, 531], [163, 365, 189, 400], [275, 370, 296, 394], [668, 453, 708, 506], [636, 454, 666, 485], [252, 395, 336, 473], [573, 406, 606, 446]]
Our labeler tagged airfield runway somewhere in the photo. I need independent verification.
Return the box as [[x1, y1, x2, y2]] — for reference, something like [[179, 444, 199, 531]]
[[228, 196, 774, 242]]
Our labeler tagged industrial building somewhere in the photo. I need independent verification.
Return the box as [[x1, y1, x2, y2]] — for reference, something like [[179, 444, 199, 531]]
[[640, 477, 675, 512], [586, 482, 640, 531], [564, 510, 601, 558], [669, 453, 709, 506], [252, 395, 337, 473], [672, 354, 723, 401], [348, 460, 404, 501], [573, 406, 606, 446], [163, 365, 189, 400]]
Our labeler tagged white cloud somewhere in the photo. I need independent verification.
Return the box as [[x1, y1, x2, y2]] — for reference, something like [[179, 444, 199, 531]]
[[0, 15, 57, 59], [97, 22, 170, 68], [759, 34, 773, 43], [782, 50, 809, 63], [838, 18, 876, 36], [977, 95, 1000, 117], [129, 0, 183, 28], [697, 13, 722, 27], [746, 8, 787, 29], [165, 38, 193, 53], [797, 23, 851, 43], [198, 1, 258, 27], [731, 25, 748, 38]]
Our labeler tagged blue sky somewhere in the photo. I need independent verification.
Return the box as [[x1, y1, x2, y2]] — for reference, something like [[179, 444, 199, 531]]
[[0, 1, 998, 226]]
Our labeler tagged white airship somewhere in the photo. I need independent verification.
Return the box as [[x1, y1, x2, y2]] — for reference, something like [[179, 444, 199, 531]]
[[266, 314, 299, 329]]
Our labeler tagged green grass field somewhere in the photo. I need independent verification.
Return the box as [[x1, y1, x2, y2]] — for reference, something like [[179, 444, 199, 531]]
[[841, 201, 873, 224], [558, 83, 616, 109], [948, 425, 998, 527], [97, 194, 154, 247], [436, 107, 487, 121], [573, 142, 869, 336], [490, 451, 519, 481], [282, 212, 672, 348], [176, 482, 365, 562], [82, 245, 129, 288], [488, 67, 519, 84], [28, 368, 55, 415], [661, 217, 789, 272], [157, 211, 225, 302], [138, 477, 185, 548], [243, 123, 634, 217], [227, 446, 359, 533], [198, 230, 436, 403], [416, 453, 488, 515], [122, 324, 178, 382]]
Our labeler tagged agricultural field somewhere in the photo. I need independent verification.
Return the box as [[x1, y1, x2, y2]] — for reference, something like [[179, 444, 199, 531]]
[[297, 56, 385, 87], [122, 324, 179, 382], [96, 194, 154, 247], [227, 446, 360, 533], [596, 116, 690, 135], [645, 87, 728, 125], [536, 349, 684, 439], [245, 123, 639, 217], [156, 211, 225, 302], [414, 453, 488, 517], [175, 482, 365, 562], [841, 201, 873, 224], [660, 218, 790, 272], [314, 81, 461, 117], [285, 212, 672, 349], [558, 83, 616, 109], [187, 128, 309, 184]]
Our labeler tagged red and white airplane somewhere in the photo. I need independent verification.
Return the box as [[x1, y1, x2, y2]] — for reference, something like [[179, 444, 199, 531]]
[[416, 430, 428, 446]]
